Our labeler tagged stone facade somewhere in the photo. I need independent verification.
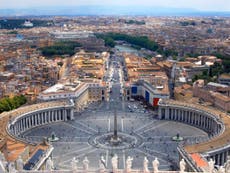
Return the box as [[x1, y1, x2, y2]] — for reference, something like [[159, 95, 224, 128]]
[[158, 99, 230, 172]]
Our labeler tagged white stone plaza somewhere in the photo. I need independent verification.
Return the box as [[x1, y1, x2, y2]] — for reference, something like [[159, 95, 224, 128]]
[[21, 100, 208, 171]]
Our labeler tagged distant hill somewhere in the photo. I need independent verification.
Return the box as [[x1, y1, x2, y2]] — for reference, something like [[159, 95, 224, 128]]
[[0, 6, 230, 17]]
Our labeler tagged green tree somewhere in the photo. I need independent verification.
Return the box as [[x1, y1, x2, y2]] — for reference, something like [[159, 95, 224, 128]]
[[57, 62, 64, 67], [96, 32, 178, 57], [104, 37, 115, 47], [40, 41, 81, 57], [0, 95, 27, 113]]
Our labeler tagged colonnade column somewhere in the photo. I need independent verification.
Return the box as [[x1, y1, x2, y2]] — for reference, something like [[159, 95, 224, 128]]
[[51, 111, 54, 122], [70, 109, 74, 120], [172, 109, 175, 120], [64, 109, 67, 121], [184, 110, 188, 123], [158, 107, 162, 119], [56, 110, 58, 121], [18, 121, 21, 132], [194, 112, 197, 126], [181, 110, 184, 122], [32, 115, 34, 127], [19, 120, 22, 132], [15, 123, 18, 134], [41, 113, 44, 125], [20, 119, 23, 132], [207, 117, 210, 130], [55, 111, 58, 121], [23, 118, 26, 130], [47, 111, 50, 123], [27, 117, 29, 129]]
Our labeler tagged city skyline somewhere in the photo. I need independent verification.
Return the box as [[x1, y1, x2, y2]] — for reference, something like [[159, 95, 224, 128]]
[[1, 0, 230, 12]]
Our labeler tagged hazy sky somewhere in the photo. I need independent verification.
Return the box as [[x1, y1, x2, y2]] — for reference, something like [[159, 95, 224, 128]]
[[1, 0, 230, 11]]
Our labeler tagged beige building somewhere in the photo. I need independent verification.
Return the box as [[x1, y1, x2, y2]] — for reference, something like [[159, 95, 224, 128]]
[[72, 51, 109, 80], [124, 72, 170, 106], [123, 53, 170, 106], [219, 73, 230, 86], [193, 80, 230, 112], [38, 79, 107, 111], [174, 84, 193, 101]]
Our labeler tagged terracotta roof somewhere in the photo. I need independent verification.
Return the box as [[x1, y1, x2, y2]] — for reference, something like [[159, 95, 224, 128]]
[[177, 61, 192, 67], [190, 153, 208, 168], [182, 84, 192, 90], [5, 140, 27, 162], [219, 73, 230, 79], [210, 91, 230, 102]]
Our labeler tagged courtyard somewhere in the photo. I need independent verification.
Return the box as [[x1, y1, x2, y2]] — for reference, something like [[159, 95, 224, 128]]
[[21, 101, 208, 171]]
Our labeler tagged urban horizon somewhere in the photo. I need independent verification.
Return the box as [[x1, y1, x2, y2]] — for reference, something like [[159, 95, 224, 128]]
[[1, 5, 230, 17]]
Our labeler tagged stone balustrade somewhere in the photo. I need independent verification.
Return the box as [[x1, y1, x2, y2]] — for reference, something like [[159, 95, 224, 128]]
[[14, 171, 194, 173], [33, 145, 54, 170], [5, 155, 230, 173]]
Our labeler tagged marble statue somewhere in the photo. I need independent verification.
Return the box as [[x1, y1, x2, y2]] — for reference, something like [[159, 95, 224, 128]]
[[71, 157, 78, 171], [0, 151, 6, 171], [16, 156, 24, 171], [0, 161, 5, 173], [99, 156, 106, 173], [208, 159, 215, 173], [152, 157, 159, 173], [8, 162, 16, 173], [0, 152, 6, 172], [218, 166, 225, 173], [143, 157, 149, 173], [126, 156, 133, 172], [224, 156, 230, 173], [179, 159, 186, 172], [111, 154, 118, 172], [83, 157, 89, 170], [46, 157, 54, 170]]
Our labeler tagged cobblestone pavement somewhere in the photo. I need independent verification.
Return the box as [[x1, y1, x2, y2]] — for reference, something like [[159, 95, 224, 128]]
[[22, 102, 208, 171]]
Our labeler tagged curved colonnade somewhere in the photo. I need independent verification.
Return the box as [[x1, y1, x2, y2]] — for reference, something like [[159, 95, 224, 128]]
[[158, 99, 230, 171], [2, 99, 230, 172], [4, 101, 74, 144]]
